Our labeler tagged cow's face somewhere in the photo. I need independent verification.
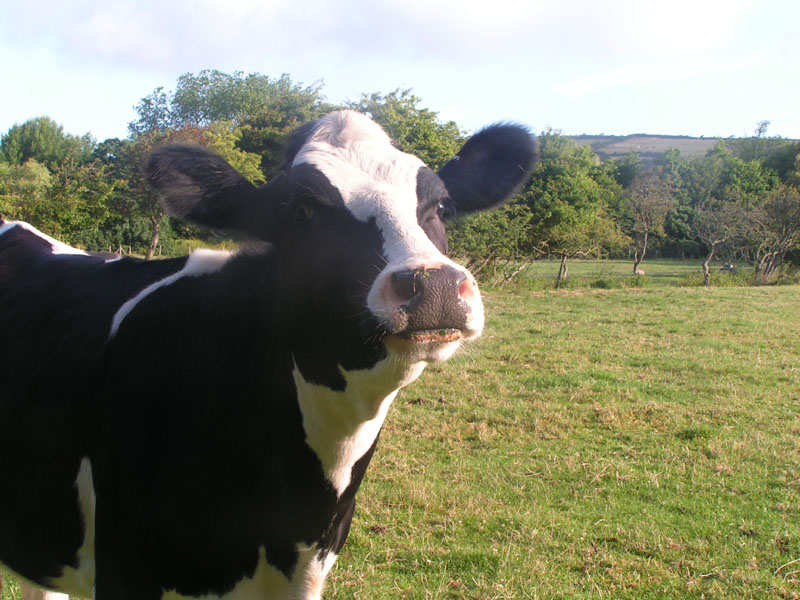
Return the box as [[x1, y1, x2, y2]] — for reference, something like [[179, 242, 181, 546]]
[[146, 111, 536, 376]]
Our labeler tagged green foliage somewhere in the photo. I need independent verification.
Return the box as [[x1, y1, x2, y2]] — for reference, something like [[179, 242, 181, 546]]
[[1, 77, 797, 270], [613, 150, 643, 188], [0, 116, 94, 170], [0, 154, 113, 248], [204, 122, 265, 184], [522, 131, 625, 258], [0, 159, 52, 222], [42, 158, 115, 245], [130, 70, 331, 180], [448, 201, 533, 263], [761, 141, 800, 185]]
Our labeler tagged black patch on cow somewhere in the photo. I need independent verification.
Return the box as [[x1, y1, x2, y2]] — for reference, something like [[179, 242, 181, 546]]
[[281, 119, 321, 170], [92, 251, 342, 596], [290, 164, 345, 208], [0, 224, 189, 587]]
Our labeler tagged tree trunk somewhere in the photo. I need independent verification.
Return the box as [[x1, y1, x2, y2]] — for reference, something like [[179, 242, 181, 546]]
[[702, 246, 715, 287], [469, 253, 495, 277], [146, 216, 162, 261], [496, 260, 530, 288], [633, 230, 649, 274], [556, 254, 568, 287]]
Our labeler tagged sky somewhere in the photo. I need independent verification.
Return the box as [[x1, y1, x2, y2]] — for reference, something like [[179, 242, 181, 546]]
[[2, 0, 799, 142]]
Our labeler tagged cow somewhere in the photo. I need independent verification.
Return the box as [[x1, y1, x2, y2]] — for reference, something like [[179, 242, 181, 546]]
[[0, 110, 537, 600]]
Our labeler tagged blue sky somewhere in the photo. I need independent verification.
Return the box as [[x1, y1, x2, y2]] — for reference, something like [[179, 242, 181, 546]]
[[2, 0, 798, 142]]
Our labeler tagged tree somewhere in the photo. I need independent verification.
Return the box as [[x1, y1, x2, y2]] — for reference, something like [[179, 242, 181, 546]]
[[693, 199, 744, 286], [624, 171, 674, 274], [41, 157, 114, 246], [1, 117, 94, 170], [130, 70, 330, 180], [547, 214, 627, 286], [0, 156, 115, 248], [102, 128, 206, 259], [521, 131, 625, 281], [762, 141, 800, 187], [613, 151, 643, 188], [745, 185, 800, 281], [204, 122, 265, 184], [0, 159, 52, 222]]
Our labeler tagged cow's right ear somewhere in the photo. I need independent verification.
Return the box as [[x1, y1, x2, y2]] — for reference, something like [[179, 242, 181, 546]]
[[145, 144, 262, 232]]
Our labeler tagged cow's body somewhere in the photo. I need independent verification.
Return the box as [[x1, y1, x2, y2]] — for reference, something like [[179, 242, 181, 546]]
[[0, 111, 536, 599]]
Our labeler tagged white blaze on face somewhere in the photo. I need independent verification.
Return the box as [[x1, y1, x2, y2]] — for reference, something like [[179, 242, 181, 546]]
[[292, 112, 441, 266]]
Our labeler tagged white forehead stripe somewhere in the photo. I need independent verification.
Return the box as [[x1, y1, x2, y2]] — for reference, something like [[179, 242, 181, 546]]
[[109, 249, 232, 338], [0, 220, 89, 256], [291, 111, 443, 266]]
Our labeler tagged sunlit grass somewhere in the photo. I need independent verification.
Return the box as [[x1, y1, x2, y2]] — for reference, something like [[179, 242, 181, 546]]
[[329, 285, 800, 599]]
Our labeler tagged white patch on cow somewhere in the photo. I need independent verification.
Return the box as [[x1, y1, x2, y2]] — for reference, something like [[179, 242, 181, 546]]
[[109, 249, 232, 338], [160, 544, 333, 600], [294, 354, 427, 496], [0, 221, 88, 256], [49, 457, 96, 599], [291, 111, 485, 344], [297, 548, 338, 600]]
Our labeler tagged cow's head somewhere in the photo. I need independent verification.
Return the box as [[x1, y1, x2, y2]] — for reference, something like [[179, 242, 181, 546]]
[[146, 111, 536, 387]]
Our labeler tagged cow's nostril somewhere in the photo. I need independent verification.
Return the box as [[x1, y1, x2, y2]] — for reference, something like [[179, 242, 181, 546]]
[[458, 276, 476, 301], [390, 269, 421, 303]]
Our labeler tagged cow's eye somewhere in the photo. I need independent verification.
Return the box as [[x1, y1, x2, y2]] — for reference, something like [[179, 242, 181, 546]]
[[294, 204, 315, 224], [436, 202, 454, 220]]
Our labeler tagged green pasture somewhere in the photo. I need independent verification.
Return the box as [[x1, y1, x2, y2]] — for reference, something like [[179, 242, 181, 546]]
[[328, 284, 800, 599], [3, 279, 799, 600]]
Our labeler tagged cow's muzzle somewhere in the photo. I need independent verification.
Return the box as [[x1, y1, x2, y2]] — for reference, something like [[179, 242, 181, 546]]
[[375, 264, 481, 345]]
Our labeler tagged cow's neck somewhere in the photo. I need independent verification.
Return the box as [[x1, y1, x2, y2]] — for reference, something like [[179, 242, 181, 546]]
[[292, 355, 426, 497]]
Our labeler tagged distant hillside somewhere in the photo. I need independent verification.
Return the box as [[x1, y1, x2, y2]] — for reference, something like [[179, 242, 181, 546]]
[[570, 134, 719, 163]]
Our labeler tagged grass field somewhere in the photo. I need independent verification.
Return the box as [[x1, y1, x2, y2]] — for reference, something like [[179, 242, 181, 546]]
[[327, 284, 800, 599], [3, 278, 799, 599]]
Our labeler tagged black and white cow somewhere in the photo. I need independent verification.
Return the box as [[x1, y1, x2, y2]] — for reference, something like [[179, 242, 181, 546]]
[[0, 110, 536, 600]]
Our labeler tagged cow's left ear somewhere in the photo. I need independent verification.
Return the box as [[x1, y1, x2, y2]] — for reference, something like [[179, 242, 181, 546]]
[[146, 144, 261, 231], [437, 124, 538, 214]]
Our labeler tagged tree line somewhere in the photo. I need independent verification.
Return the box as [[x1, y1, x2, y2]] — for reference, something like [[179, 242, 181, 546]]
[[2, 70, 799, 283]]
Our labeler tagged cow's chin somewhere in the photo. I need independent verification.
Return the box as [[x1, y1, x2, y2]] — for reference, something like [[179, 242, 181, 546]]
[[383, 330, 464, 363]]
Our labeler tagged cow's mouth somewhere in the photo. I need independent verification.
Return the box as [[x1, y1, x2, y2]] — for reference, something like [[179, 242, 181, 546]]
[[396, 328, 462, 343], [381, 327, 465, 362]]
